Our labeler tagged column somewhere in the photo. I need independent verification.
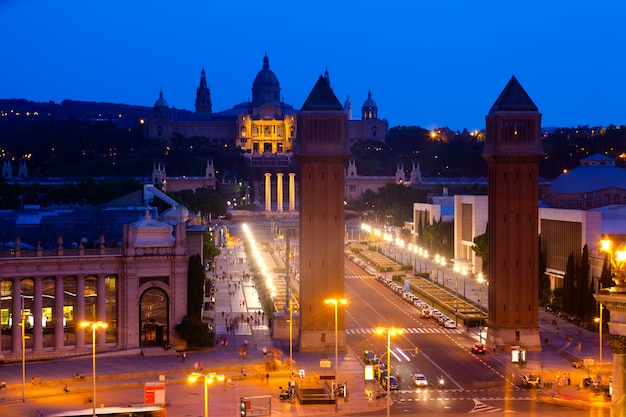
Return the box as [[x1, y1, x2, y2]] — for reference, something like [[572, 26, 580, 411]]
[[75, 275, 86, 348], [607, 335, 626, 416], [97, 275, 107, 346], [54, 276, 65, 350], [265, 173, 272, 212], [276, 173, 284, 212], [289, 173, 296, 211], [11, 277, 21, 353], [33, 277, 43, 351]]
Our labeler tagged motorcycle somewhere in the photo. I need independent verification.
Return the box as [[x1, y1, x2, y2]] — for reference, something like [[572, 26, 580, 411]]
[[279, 386, 294, 401], [437, 376, 445, 389]]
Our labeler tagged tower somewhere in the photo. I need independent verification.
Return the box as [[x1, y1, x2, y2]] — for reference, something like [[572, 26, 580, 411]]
[[395, 162, 405, 184], [482, 76, 544, 351], [410, 161, 421, 184], [194, 68, 212, 120], [296, 75, 350, 353]]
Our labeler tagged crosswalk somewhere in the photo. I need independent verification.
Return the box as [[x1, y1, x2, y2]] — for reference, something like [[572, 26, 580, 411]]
[[345, 274, 375, 279], [347, 327, 463, 335]]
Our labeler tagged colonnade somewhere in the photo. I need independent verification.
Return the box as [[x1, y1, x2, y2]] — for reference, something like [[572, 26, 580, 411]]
[[264, 172, 296, 212], [2, 274, 111, 355]]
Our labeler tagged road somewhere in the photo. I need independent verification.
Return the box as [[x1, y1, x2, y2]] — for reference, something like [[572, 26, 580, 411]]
[[343, 259, 608, 415]]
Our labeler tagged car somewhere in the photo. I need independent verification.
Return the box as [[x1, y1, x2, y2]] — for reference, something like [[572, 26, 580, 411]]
[[382, 374, 399, 391], [412, 373, 428, 388], [522, 374, 541, 388], [420, 309, 432, 318], [471, 343, 486, 354], [444, 320, 457, 329]]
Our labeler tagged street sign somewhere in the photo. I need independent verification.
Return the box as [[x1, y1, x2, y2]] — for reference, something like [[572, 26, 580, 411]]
[[320, 359, 331, 368]]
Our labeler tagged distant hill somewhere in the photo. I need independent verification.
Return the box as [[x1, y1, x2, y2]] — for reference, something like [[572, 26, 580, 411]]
[[0, 98, 159, 128]]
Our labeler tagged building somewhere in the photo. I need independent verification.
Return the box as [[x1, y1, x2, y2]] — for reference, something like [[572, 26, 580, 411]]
[[542, 154, 626, 209], [0, 186, 205, 361], [145, 54, 388, 153]]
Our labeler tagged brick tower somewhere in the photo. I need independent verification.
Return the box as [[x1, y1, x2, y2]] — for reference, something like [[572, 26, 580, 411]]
[[483, 76, 544, 351], [295, 75, 350, 353]]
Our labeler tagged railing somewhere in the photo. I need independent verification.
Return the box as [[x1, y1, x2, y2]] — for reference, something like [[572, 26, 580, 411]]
[[0, 247, 123, 259]]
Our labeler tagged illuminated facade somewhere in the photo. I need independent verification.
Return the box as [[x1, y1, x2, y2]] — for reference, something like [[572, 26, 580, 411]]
[[0, 197, 203, 362], [145, 54, 387, 152]]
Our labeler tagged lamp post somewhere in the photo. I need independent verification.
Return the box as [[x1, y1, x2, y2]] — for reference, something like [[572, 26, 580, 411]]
[[477, 273, 484, 343], [81, 321, 108, 417], [20, 297, 26, 402], [597, 303, 603, 369], [289, 298, 295, 379], [376, 327, 403, 417], [188, 372, 224, 417], [324, 298, 346, 412]]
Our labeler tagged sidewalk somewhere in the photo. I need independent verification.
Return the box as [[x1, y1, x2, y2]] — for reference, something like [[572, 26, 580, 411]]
[[0, 224, 613, 415], [0, 235, 379, 417]]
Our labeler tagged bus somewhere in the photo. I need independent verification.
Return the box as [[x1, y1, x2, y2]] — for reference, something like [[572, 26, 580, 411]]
[[46, 405, 165, 417]]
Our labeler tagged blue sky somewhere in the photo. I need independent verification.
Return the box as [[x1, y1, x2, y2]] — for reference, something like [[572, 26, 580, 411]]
[[2, 1, 625, 131]]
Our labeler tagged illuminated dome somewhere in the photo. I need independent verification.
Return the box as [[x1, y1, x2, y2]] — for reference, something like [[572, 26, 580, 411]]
[[252, 53, 281, 106], [361, 90, 378, 119], [550, 154, 626, 194], [153, 89, 169, 119]]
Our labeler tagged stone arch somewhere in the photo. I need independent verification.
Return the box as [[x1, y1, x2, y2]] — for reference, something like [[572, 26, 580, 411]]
[[139, 286, 170, 347]]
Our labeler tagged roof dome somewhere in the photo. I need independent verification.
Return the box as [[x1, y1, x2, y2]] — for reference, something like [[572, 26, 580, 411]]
[[130, 211, 175, 247], [154, 89, 169, 109], [252, 53, 280, 106], [361, 90, 378, 119], [550, 154, 626, 193], [161, 203, 189, 225]]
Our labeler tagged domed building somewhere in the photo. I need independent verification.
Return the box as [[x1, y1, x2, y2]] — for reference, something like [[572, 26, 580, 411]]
[[145, 53, 388, 153], [542, 154, 626, 209]]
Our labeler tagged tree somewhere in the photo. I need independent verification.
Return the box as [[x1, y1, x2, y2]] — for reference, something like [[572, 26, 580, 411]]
[[600, 253, 615, 290], [203, 232, 221, 263], [174, 316, 213, 348], [187, 254, 205, 321], [471, 230, 488, 275], [577, 244, 595, 320], [563, 252, 576, 313]]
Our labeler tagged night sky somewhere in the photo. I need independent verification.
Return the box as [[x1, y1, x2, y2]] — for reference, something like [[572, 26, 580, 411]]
[[2, 0, 625, 131]]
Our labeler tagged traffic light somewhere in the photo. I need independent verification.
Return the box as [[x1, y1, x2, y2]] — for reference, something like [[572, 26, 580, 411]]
[[414, 346, 419, 355], [240, 398, 247, 417]]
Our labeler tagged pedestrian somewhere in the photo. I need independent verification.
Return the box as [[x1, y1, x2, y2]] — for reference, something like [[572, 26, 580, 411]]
[[241, 367, 246, 379], [182, 352, 187, 362]]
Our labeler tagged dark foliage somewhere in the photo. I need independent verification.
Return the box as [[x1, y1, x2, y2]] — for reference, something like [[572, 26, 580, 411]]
[[174, 315, 214, 348], [187, 254, 205, 321]]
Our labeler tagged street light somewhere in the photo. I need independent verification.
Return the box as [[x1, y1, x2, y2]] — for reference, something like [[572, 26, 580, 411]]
[[375, 327, 403, 417], [477, 273, 485, 343], [81, 321, 108, 417], [188, 371, 225, 417], [595, 304, 604, 370], [324, 298, 346, 412]]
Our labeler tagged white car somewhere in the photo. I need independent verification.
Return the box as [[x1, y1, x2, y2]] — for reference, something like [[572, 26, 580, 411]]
[[413, 373, 428, 387]]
